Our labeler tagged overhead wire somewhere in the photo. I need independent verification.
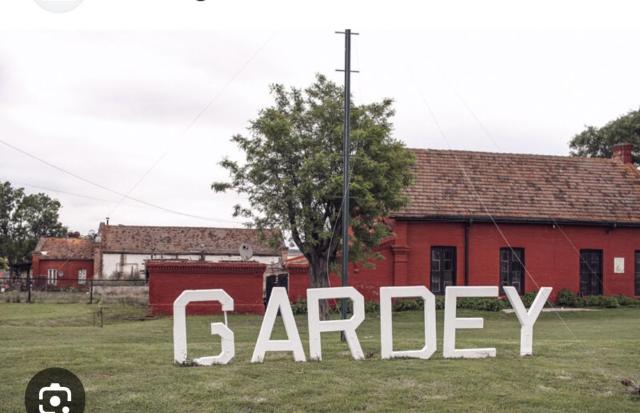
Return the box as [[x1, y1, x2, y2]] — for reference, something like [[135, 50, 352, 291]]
[[0, 138, 238, 225], [438, 68, 604, 294], [107, 32, 278, 219], [407, 66, 578, 339]]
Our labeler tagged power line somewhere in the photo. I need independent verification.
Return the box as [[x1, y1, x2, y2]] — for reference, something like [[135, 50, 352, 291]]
[[7, 181, 114, 203], [408, 70, 578, 339], [0, 138, 239, 225], [107, 32, 277, 219], [445, 75, 604, 288]]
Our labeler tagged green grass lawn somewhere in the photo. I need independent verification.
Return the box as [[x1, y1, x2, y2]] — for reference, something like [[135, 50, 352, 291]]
[[1, 302, 639, 412]]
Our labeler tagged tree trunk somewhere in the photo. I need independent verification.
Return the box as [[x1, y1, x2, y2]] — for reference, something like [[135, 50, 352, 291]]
[[308, 251, 330, 318]]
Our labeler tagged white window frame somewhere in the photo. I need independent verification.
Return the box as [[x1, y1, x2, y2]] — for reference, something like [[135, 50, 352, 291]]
[[47, 269, 58, 286], [78, 269, 87, 285]]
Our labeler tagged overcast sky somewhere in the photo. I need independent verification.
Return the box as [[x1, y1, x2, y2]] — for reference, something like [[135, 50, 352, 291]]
[[1, 3, 639, 233]]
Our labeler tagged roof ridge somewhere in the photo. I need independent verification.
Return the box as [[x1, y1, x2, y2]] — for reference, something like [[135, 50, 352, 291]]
[[102, 224, 266, 231], [408, 147, 616, 162]]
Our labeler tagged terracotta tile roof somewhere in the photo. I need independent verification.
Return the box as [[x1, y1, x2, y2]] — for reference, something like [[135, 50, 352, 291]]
[[393, 149, 640, 225], [98, 224, 283, 255], [33, 237, 94, 260]]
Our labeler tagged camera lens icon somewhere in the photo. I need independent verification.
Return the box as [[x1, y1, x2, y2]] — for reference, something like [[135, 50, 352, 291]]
[[25, 368, 85, 413], [39, 383, 71, 413]]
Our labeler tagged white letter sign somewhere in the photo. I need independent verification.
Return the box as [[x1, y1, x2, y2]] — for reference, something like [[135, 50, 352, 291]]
[[251, 287, 306, 362], [443, 286, 498, 359], [173, 289, 235, 365], [307, 287, 365, 360], [380, 286, 437, 360], [503, 287, 552, 356], [170, 284, 556, 365]]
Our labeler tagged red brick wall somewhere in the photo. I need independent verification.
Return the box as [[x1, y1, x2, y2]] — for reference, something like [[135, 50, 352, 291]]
[[288, 221, 640, 303], [31, 258, 94, 289], [402, 221, 640, 299], [287, 242, 395, 303], [147, 221, 640, 316], [147, 261, 266, 315]]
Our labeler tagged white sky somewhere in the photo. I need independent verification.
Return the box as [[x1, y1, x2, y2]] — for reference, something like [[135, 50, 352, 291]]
[[1, 1, 639, 233]]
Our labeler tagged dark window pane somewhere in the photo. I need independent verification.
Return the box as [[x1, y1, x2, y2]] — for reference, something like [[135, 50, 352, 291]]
[[500, 248, 524, 294], [431, 247, 456, 295], [580, 250, 602, 296]]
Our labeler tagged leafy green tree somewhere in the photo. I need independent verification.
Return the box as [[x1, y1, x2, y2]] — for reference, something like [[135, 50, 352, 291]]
[[569, 108, 640, 163], [213, 74, 414, 291], [0, 182, 68, 270]]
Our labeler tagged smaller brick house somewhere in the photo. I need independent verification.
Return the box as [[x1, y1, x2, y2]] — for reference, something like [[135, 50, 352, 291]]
[[31, 237, 94, 288]]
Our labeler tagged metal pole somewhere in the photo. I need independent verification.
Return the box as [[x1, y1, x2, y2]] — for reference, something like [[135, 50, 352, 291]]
[[89, 278, 93, 304], [341, 29, 352, 322]]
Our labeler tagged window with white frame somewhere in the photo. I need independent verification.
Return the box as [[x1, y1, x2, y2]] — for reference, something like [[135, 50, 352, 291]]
[[78, 269, 87, 285], [47, 269, 58, 286]]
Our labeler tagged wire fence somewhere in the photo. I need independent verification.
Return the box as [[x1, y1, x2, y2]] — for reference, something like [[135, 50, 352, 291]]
[[0, 276, 148, 304]]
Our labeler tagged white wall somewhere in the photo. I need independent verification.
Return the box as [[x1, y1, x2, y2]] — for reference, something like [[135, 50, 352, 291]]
[[100, 253, 280, 279]]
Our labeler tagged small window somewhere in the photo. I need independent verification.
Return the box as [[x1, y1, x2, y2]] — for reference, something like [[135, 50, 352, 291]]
[[580, 250, 603, 296], [500, 248, 524, 294], [47, 269, 58, 286], [431, 247, 456, 295], [78, 269, 87, 285]]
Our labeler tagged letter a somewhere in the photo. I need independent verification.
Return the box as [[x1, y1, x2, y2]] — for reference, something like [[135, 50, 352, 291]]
[[251, 287, 306, 362]]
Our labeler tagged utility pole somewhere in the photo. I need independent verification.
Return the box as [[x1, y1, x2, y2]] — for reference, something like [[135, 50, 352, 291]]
[[336, 29, 358, 324]]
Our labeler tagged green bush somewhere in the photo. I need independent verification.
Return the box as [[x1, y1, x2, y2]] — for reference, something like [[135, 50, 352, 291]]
[[283, 290, 637, 315], [364, 301, 380, 314], [458, 297, 508, 312], [583, 295, 601, 307], [520, 290, 550, 308], [291, 299, 307, 315], [615, 295, 640, 307], [601, 296, 620, 308], [583, 295, 619, 308], [557, 289, 579, 307], [392, 298, 422, 312], [554, 291, 637, 308]]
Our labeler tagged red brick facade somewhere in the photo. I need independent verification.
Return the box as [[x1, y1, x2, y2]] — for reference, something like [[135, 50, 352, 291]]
[[147, 261, 267, 315], [31, 255, 94, 289], [393, 220, 639, 299], [147, 219, 640, 315], [289, 219, 640, 303]]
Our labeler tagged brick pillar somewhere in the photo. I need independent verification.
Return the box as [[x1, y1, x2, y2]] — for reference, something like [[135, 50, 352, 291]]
[[391, 220, 410, 286], [31, 254, 40, 277]]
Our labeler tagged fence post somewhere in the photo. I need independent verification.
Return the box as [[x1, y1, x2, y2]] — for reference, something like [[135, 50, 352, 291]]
[[89, 279, 93, 304], [27, 273, 32, 303]]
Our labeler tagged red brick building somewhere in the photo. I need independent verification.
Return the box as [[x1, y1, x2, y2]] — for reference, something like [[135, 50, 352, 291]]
[[387, 143, 640, 299], [285, 143, 640, 303], [31, 237, 94, 288], [147, 144, 640, 314], [96, 143, 640, 314]]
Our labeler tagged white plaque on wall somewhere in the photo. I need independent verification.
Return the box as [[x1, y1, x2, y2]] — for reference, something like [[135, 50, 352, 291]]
[[614, 257, 625, 274]]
